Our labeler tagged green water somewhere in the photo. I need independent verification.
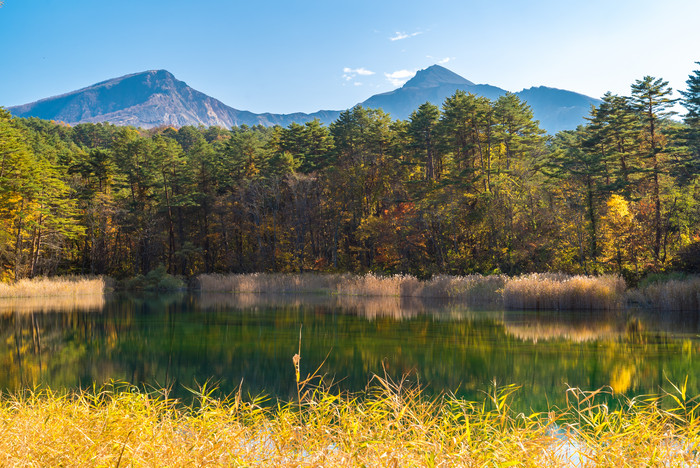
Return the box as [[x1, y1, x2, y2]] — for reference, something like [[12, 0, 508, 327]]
[[1, 292, 699, 410]]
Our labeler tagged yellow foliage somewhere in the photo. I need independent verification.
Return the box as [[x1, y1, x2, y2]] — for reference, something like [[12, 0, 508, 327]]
[[610, 364, 635, 394], [606, 194, 630, 220]]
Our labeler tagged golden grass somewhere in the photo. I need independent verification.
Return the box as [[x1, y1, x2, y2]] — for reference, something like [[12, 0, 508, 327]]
[[198, 273, 506, 306], [1, 379, 699, 467], [503, 274, 626, 311], [0, 276, 106, 299], [197, 273, 348, 294], [639, 277, 700, 311], [200, 273, 628, 310]]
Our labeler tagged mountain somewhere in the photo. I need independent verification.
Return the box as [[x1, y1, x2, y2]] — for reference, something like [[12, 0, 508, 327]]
[[361, 65, 508, 119], [361, 65, 600, 134], [8, 70, 340, 129], [8, 66, 600, 133], [515, 86, 601, 134]]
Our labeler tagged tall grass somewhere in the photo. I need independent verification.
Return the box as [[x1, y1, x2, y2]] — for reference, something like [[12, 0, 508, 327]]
[[200, 272, 627, 310], [0, 275, 106, 298], [503, 273, 626, 311], [198, 272, 349, 294], [1, 379, 698, 466], [198, 273, 506, 306], [638, 276, 700, 311]]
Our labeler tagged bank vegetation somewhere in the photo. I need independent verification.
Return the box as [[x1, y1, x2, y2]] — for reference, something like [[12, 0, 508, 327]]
[[0, 379, 698, 466]]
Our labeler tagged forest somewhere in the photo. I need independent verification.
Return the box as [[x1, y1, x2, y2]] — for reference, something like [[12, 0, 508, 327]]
[[1, 68, 700, 284]]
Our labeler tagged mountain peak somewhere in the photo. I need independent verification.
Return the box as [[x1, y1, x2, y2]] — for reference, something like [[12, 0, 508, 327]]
[[8, 69, 342, 129], [8, 66, 600, 133], [88, 69, 178, 90], [402, 65, 475, 89]]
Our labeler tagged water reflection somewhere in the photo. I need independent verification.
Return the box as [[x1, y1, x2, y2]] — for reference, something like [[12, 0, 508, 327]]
[[503, 310, 625, 343], [0, 292, 698, 410], [198, 292, 501, 321], [0, 294, 105, 314]]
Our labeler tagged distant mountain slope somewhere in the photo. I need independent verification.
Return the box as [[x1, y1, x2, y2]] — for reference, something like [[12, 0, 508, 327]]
[[361, 65, 600, 133], [8, 66, 600, 133], [362, 66, 508, 119], [515, 86, 599, 134], [9, 70, 340, 129]]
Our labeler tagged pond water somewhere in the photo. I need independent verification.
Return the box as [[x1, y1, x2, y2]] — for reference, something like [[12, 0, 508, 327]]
[[1, 292, 699, 410]]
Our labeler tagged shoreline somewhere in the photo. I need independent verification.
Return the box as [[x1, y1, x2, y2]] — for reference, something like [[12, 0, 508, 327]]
[[0, 272, 698, 312]]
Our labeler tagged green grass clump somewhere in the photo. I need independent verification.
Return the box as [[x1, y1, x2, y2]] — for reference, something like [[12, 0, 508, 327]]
[[1, 378, 699, 466], [122, 266, 185, 291]]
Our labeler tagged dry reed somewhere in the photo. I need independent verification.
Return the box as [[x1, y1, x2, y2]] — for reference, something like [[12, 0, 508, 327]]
[[198, 273, 506, 306], [1, 379, 698, 467], [197, 273, 348, 294], [0, 276, 106, 299], [639, 277, 700, 311], [503, 273, 626, 311], [200, 272, 627, 310]]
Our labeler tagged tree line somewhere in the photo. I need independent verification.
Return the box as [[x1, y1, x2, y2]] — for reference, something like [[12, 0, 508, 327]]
[[2, 66, 700, 283]]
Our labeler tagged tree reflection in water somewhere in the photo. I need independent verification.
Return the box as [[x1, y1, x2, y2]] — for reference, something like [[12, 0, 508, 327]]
[[0, 292, 699, 410]]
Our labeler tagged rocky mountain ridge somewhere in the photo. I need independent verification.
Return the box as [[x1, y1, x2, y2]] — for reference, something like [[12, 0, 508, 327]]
[[8, 66, 600, 133]]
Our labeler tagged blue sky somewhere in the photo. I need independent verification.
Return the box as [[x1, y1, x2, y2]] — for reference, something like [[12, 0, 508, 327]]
[[1, 0, 700, 114]]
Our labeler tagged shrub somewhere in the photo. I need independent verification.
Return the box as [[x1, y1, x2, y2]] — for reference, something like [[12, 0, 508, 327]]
[[122, 266, 185, 291]]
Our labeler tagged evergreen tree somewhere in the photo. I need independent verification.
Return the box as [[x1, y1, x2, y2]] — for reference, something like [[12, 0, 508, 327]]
[[679, 63, 700, 182], [407, 102, 441, 181], [630, 76, 676, 262]]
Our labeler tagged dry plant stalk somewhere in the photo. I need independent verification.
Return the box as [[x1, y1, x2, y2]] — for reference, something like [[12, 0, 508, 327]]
[[503, 273, 626, 311], [199, 272, 629, 311], [0, 380, 698, 467], [0, 276, 106, 299], [198, 273, 507, 305], [640, 277, 700, 311]]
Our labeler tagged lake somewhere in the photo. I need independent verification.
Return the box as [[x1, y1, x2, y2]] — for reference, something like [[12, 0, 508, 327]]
[[2, 292, 699, 410]]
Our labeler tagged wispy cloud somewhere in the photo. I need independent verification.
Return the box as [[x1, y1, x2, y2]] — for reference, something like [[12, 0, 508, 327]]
[[385, 69, 416, 87], [354, 82, 363, 86], [343, 67, 375, 76], [347, 67, 375, 76], [390, 31, 422, 41], [427, 56, 454, 65], [343, 67, 375, 82]]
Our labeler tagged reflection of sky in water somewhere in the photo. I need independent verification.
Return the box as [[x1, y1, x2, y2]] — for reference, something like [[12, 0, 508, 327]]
[[0, 292, 699, 410]]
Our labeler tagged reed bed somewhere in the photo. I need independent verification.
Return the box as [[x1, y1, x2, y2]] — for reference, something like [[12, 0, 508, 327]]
[[198, 272, 350, 294], [200, 272, 625, 310], [503, 273, 626, 311], [198, 273, 506, 306], [1, 379, 699, 467], [0, 276, 106, 299], [639, 276, 700, 311]]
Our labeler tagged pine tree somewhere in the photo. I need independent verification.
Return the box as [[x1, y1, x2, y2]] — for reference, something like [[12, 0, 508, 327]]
[[679, 63, 700, 181], [407, 102, 441, 181], [630, 76, 676, 262]]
